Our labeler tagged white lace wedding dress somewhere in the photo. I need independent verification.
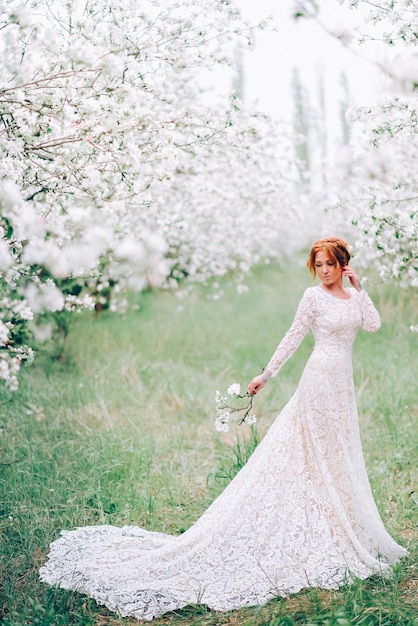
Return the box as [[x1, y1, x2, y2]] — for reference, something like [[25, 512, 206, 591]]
[[40, 286, 407, 621]]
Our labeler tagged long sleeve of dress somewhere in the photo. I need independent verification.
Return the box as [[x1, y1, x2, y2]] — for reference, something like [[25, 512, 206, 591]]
[[357, 289, 381, 332], [263, 288, 317, 379]]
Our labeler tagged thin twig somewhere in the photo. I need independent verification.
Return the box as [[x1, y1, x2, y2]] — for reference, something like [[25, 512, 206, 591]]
[[0, 458, 24, 467], [218, 392, 254, 425]]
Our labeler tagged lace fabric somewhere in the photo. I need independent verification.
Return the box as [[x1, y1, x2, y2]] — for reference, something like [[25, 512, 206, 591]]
[[40, 286, 407, 621], [263, 287, 381, 379]]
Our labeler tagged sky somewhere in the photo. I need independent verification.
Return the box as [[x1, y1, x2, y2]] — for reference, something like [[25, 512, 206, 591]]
[[232, 0, 387, 123]]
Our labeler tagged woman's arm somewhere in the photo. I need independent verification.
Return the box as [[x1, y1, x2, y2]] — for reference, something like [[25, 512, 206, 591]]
[[356, 289, 381, 332], [343, 265, 381, 332], [248, 288, 317, 395]]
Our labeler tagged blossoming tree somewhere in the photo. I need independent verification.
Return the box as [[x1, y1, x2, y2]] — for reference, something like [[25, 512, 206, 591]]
[[0, 0, 308, 388], [294, 0, 417, 293], [312, 1, 418, 290]]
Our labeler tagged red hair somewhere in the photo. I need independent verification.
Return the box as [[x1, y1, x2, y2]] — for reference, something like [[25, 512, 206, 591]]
[[307, 237, 351, 278]]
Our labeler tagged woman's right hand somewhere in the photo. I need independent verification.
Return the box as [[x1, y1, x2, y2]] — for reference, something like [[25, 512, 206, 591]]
[[248, 375, 267, 396]]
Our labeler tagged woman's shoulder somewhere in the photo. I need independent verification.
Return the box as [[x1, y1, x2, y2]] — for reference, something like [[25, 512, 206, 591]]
[[303, 286, 320, 299], [347, 287, 361, 298], [298, 286, 320, 309]]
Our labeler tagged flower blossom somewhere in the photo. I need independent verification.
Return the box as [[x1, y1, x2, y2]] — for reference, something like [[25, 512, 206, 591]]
[[0, 320, 10, 346], [227, 383, 241, 396]]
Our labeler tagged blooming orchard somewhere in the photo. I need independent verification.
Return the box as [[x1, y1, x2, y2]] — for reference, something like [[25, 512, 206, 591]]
[[329, 0, 417, 289], [0, 0, 311, 389], [8, 0, 415, 392], [294, 1, 418, 290], [328, 1, 418, 288], [339, 96, 418, 288]]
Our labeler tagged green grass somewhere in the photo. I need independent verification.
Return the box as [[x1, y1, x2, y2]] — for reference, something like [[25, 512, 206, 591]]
[[0, 264, 417, 625]]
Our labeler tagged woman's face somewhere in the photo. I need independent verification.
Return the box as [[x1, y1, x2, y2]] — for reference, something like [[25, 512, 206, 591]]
[[314, 249, 343, 287]]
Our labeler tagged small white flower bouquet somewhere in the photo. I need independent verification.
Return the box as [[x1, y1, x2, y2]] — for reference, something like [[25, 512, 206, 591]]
[[215, 383, 257, 432]]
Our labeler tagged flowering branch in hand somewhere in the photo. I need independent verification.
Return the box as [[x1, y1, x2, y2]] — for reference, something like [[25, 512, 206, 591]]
[[215, 383, 257, 432]]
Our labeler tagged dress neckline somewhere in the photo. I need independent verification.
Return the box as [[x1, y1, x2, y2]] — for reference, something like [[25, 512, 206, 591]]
[[317, 286, 352, 301]]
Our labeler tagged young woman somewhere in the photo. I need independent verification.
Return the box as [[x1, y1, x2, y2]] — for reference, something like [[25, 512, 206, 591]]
[[40, 237, 407, 621]]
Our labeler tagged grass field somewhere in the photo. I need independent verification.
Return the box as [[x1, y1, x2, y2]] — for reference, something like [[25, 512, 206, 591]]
[[0, 263, 417, 625]]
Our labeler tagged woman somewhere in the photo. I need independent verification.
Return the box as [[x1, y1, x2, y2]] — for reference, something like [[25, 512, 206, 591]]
[[40, 237, 407, 621]]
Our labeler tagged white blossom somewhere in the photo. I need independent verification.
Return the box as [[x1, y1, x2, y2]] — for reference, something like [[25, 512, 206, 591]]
[[385, 54, 418, 91], [12, 301, 34, 321], [64, 294, 96, 312], [227, 383, 241, 396], [24, 281, 65, 314], [0, 320, 10, 346], [0, 180, 21, 211], [215, 414, 231, 433], [0, 241, 12, 270], [9, 6, 33, 28]]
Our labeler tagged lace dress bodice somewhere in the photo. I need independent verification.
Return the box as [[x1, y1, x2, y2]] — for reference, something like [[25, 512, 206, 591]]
[[40, 286, 407, 621], [263, 286, 381, 378]]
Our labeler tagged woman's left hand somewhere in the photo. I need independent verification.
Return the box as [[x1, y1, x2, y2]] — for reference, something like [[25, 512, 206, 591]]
[[342, 265, 361, 291], [248, 375, 267, 396]]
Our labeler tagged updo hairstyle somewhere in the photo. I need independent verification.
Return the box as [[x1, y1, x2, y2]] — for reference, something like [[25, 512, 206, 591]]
[[307, 237, 351, 279]]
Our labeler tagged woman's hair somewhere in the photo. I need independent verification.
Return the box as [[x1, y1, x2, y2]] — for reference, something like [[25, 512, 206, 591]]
[[306, 237, 351, 278]]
